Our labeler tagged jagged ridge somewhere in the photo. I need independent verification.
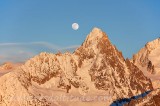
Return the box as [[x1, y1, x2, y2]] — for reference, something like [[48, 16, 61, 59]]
[[0, 28, 153, 106]]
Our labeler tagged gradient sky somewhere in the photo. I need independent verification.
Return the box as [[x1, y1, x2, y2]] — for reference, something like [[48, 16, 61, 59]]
[[0, 0, 160, 62]]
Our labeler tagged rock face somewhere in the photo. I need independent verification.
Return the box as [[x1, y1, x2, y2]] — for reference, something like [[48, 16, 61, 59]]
[[131, 38, 160, 88], [0, 28, 153, 106], [131, 38, 160, 74], [147, 60, 155, 74]]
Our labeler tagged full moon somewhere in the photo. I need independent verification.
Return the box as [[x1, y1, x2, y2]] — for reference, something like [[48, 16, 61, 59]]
[[72, 23, 79, 30]]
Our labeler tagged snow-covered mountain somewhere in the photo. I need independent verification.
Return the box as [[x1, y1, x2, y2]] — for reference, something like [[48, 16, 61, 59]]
[[0, 28, 153, 106], [131, 38, 160, 74], [0, 62, 22, 71], [0, 62, 22, 77], [131, 38, 160, 88], [0, 62, 13, 70]]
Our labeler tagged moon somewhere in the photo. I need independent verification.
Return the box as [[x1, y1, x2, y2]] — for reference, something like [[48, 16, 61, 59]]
[[72, 23, 79, 30]]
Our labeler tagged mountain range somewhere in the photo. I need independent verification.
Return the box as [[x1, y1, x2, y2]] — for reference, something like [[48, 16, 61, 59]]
[[0, 28, 159, 106]]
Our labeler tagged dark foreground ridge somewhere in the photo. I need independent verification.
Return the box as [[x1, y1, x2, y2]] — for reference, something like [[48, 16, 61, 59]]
[[110, 90, 152, 106]]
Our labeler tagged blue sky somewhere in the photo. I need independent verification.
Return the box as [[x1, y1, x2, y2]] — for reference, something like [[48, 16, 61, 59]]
[[0, 0, 160, 63]]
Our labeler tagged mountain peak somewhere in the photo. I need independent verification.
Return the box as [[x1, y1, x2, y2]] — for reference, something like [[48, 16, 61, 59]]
[[145, 38, 160, 51], [90, 27, 104, 38], [91, 27, 102, 33], [82, 27, 108, 47]]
